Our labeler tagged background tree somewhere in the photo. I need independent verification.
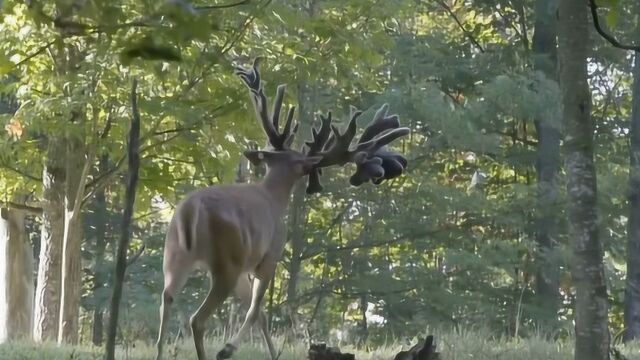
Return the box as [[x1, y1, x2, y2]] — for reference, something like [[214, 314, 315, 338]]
[[1, 0, 639, 355], [558, 0, 610, 359]]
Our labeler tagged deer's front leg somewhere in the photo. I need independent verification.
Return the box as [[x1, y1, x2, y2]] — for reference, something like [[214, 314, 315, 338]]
[[217, 265, 275, 359]]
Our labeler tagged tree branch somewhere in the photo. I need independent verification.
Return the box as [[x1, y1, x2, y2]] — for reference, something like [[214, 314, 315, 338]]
[[434, 0, 485, 53], [589, 0, 640, 52], [0, 161, 42, 182], [126, 244, 146, 267], [105, 77, 142, 360], [0, 201, 43, 215], [100, 111, 114, 139], [195, 0, 251, 10], [81, 154, 126, 206], [152, 126, 198, 136], [13, 40, 56, 69], [139, 133, 182, 153]]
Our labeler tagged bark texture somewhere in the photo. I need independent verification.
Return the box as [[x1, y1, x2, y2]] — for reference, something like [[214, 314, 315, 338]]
[[0, 206, 34, 342], [558, 0, 610, 358], [105, 79, 141, 360], [58, 135, 86, 344], [33, 138, 66, 342], [91, 154, 109, 346], [532, 0, 561, 324], [624, 50, 640, 342]]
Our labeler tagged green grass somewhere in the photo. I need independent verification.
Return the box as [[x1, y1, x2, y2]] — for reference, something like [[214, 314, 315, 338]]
[[1, 330, 639, 360]]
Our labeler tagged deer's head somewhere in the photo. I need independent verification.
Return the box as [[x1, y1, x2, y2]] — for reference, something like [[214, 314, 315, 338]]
[[235, 59, 410, 193]]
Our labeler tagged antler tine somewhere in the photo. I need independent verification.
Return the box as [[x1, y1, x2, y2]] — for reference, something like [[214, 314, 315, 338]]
[[272, 85, 286, 131], [305, 104, 410, 193], [304, 112, 334, 194], [355, 127, 410, 154], [282, 106, 295, 139], [315, 109, 363, 168], [305, 112, 333, 156], [235, 59, 297, 150], [284, 122, 299, 149]]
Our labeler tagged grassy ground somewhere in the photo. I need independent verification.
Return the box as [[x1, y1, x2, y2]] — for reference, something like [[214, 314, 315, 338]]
[[1, 330, 639, 360]]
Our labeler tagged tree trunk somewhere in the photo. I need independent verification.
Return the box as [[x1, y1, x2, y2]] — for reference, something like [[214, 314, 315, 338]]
[[624, 50, 640, 342], [532, 0, 561, 326], [58, 136, 86, 344], [0, 206, 34, 342], [105, 79, 141, 360], [33, 138, 66, 342], [91, 154, 109, 346], [558, 1, 610, 359], [286, 81, 314, 322], [358, 294, 368, 346], [286, 181, 306, 316]]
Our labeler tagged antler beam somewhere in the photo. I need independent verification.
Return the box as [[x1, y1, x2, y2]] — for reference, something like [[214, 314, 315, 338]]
[[234, 59, 298, 150], [304, 104, 410, 194]]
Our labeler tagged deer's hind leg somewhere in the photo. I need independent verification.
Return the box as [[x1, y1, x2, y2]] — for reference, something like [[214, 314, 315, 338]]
[[233, 274, 277, 359], [219, 259, 276, 360], [190, 267, 239, 360], [156, 256, 191, 360]]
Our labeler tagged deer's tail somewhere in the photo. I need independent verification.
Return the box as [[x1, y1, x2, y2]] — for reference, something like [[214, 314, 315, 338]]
[[176, 202, 202, 251], [177, 202, 206, 251]]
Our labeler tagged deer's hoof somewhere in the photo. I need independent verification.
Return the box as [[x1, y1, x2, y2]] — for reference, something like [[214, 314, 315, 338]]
[[216, 343, 236, 360]]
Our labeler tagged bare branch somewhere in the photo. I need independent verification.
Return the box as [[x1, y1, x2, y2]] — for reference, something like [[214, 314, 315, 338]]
[[589, 0, 640, 52], [126, 244, 146, 267], [12, 40, 56, 69], [105, 77, 142, 360], [195, 0, 251, 10], [100, 111, 114, 139], [82, 155, 126, 206], [434, 0, 486, 53], [0, 201, 43, 215], [300, 229, 439, 261], [220, 0, 272, 55], [139, 133, 182, 153], [152, 126, 198, 136], [0, 162, 42, 182]]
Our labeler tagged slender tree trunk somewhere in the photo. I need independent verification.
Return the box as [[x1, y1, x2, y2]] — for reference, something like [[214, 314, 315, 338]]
[[358, 294, 368, 346], [0, 205, 34, 342], [532, 0, 561, 326], [92, 154, 109, 346], [286, 181, 306, 315], [624, 51, 640, 342], [105, 79, 141, 360], [58, 135, 86, 344], [558, 1, 610, 358], [286, 82, 314, 322], [33, 138, 66, 342]]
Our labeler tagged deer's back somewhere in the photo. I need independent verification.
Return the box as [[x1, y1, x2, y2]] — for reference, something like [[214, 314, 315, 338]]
[[165, 184, 279, 273]]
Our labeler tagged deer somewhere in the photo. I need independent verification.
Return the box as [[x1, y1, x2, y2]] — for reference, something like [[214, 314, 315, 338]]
[[154, 59, 410, 360]]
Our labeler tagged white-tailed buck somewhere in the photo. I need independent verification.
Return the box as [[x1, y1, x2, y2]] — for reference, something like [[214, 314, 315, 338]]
[[155, 59, 409, 360]]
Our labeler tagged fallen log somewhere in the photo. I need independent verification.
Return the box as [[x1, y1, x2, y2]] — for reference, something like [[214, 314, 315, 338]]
[[308, 343, 356, 360], [393, 335, 440, 360], [308, 335, 439, 360]]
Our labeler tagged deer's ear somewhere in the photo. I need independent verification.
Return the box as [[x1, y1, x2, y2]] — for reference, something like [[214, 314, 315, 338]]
[[244, 150, 267, 166]]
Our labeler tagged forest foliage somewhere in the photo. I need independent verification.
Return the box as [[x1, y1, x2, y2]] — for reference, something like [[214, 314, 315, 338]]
[[0, 0, 639, 354]]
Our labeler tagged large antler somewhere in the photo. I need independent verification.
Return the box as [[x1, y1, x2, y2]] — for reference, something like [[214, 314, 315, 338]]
[[305, 104, 410, 194], [234, 58, 298, 150]]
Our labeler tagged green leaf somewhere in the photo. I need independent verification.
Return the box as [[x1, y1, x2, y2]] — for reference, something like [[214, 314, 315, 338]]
[[0, 55, 14, 75], [606, 8, 619, 28]]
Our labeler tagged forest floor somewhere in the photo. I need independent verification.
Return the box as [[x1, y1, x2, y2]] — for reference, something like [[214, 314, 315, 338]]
[[1, 330, 639, 360]]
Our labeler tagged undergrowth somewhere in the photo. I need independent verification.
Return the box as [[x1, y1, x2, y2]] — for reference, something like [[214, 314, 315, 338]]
[[1, 329, 638, 360]]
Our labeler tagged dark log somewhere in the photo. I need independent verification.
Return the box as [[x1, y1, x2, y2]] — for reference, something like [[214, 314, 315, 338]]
[[393, 335, 440, 360], [308, 343, 356, 360]]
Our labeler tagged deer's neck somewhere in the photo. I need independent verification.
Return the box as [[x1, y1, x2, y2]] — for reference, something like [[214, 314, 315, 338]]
[[259, 169, 299, 214]]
